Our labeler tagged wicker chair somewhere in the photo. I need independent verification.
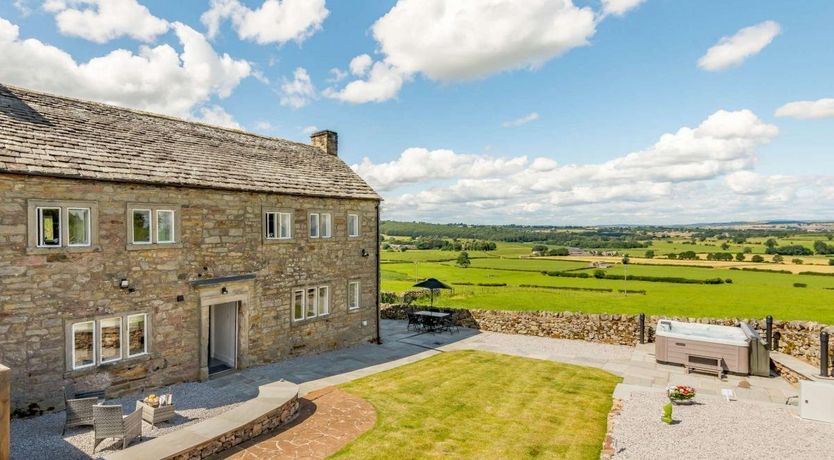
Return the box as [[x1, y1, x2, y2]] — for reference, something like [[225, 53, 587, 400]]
[[62, 385, 100, 435], [92, 405, 143, 452]]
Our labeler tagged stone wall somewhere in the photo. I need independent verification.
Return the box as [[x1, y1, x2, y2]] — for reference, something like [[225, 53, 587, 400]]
[[382, 305, 833, 372], [0, 173, 379, 415], [0, 364, 9, 460]]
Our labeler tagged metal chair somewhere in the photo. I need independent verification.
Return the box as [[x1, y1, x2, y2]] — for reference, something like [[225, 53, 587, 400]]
[[92, 405, 143, 452], [62, 384, 100, 435], [406, 309, 422, 331]]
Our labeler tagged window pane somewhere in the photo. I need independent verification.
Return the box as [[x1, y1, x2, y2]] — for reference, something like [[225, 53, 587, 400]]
[[38, 207, 61, 247], [68, 208, 90, 246], [306, 288, 317, 317], [279, 213, 291, 239], [128, 314, 146, 356], [309, 214, 319, 238], [100, 317, 122, 363], [321, 214, 331, 238], [293, 291, 304, 320], [349, 282, 360, 310], [132, 210, 151, 243], [72, 321, 95, 368], [157, 210, 175, 243], [318, 287, 329, 315], [265, 212, 277, 239], [348, 214, 358, 237]]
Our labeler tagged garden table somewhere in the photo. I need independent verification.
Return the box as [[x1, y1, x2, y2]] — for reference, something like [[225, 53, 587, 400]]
[[414, 311, 450, 333]]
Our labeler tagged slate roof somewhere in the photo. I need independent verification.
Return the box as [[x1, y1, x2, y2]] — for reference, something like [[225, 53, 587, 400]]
[[0, 84, 380, 200]]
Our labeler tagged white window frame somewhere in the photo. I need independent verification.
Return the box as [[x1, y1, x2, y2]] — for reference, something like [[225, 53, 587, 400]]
[[66, 207, 92, 247], [306, 287, 318, 317], [279, 212, 292, 239], [318, 286, 330, 316], [320, 213, 332, 239], [156, 209, 176, 244], [127, 313, 148, 358], [309, 213, 320, 239], [98, 317, 123, 364], [131, 208, 153, 245], [36, 206, 62, 248], [265, 211, 292, 240], [71, 321, 96, 370], [293, 290, 305, 321], [347, 213, 360, 237], [348, 281, 360, 310]]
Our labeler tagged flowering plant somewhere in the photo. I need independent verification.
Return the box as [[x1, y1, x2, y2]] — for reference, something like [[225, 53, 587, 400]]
[[667, 385, 696, 401]]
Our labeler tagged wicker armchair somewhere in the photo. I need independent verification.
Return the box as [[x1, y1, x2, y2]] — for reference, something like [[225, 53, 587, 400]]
[[62, 385, 99, 435], [92, 405, 143, 452]]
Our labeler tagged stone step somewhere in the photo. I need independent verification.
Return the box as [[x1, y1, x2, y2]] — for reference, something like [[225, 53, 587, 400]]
[[770, 351, 834, 383]]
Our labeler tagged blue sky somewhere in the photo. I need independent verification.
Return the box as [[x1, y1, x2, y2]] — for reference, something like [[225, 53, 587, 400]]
[[1, 0, 832, 224]]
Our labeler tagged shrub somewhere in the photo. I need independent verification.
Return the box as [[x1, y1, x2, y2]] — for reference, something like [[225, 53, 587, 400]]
[[380, 291, 399, 304], [645, 250, 655, 259], [725, 278, 733, 284], [794, 283, 807, 288], [766, 245, 813, 256], [792, 258, 804, 265], [456, 251, 471, 268], [531, 244, 548, 254], [735, 253, 745, 262], [830, 259, 834, 266], [593, 269, 606, 279], [547, 247, 569, 256], [772, 254, 784, 263], [751, 255, 765, 263]]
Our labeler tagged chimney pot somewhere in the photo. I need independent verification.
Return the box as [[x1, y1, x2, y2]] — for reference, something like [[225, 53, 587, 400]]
[[310, 130, 338, 156]]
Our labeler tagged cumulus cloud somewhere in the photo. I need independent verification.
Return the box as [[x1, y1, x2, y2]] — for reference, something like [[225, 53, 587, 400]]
[[698, 21, 780, 71], [0, 17, 251, 119], [43, 0, 169, 43], [201, 0, 328, 45], [195, 105, 241, 129], [325, 0, 596, 103], [774, 98, 834, 119], [280, 67, 316, 108], [301, 125, 318, 135], [352, 109, 800, 223], [502, 112, 540, 128], [349, 54, 373, 77], [601, 0, 645, 17]]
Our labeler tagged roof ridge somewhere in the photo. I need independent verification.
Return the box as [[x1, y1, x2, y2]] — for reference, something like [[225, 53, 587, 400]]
[[0, 82, 318, 151]]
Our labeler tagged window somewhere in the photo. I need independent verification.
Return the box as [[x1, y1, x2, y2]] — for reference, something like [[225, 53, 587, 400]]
[[320, 213, 332, 238], [265, 211, 292, 240], [127, 313, 147, 357], [99, 317, 122, 364], [71, 321, 95, 370], [131, 209, 152, 244], [309, 213, 320, 238], [293, 290, 305, 321], [347, 214, 359, 237], [37, 207, 62, 247], [156, 210, 175, 244], [318, 286, 329, 316], [306, 288, 318, 317], [348, 281, 360, 310], [67, 208, 91, 247]]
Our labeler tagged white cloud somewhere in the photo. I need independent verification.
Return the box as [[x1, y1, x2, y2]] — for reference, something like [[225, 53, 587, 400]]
[[697, 21, 780, 71], [327, 67, 347, 83], [201, 0, 328, 45], [255, 120, 276, 131], [194, 105, 241, 129], [774, 98, 834, 119], [502, 112, 540, 128], [0, 17, 251, 119], [352, 109, 797, 223], [326, 0, 596, 103], [43, 0, 169, 43], [301, 125, 318, 135], [13, 0, 32, 16], [349, 54, 373, 77], [280, 67, 316, 108], [601, 0, 645, 17]]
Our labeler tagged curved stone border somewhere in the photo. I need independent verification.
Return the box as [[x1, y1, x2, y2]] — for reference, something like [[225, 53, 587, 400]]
[[108, 380, 300, 460]]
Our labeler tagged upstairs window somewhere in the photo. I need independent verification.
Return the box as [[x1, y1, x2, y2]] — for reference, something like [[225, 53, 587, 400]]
[[308, 212, 332, 239], [347, 214, 360, 237], [28, 200, 97, 252], [265, 211, 292, 240], [156, 210, 176, 244], [127, 204, 180, 248], [309, 213, 320, 238], [131, 209, 152, 244]]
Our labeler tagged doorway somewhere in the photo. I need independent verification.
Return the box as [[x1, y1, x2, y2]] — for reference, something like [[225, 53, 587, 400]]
[[209, 301, 238, 375]]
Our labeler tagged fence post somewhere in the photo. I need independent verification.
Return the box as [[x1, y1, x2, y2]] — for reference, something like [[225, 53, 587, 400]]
[[1, 364, 10, 460], [821, 331, 830, 378], [639, 313, 645, 344], [765, 315, 773, 351]]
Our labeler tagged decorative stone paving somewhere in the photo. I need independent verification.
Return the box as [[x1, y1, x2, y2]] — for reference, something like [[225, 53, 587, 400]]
[[219, 387, 375, 459]]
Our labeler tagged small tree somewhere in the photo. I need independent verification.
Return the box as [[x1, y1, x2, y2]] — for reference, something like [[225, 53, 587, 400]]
[[531, 244, 548, 254], [765, 238, 778, 249], [751, 255, 765, 263], [456, 251, 471, 268], [743, 247, 753, 254], [645, 250, 655, 259], [622, 254, 630, 264], [829, 258, 834, 266], [721, 242, 730, 250], [792, 258, 803, 265], [735, 252, 745, 262], [773, 254, 784, 264]]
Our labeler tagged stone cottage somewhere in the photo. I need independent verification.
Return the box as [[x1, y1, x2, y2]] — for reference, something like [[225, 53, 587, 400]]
[[0, 84, 381, 415]]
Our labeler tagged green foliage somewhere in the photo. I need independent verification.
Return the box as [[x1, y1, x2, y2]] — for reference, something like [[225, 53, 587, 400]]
[[706, 252, 733, 261], [721, 242, 730, 250], [677, 251, 699, 260], [814, 240, 834, 255], [766, 245, 813, 256], [792, 258, 803, 265], [794, 283, 807, 288], [743, 247, 753, 254], [830, 259, 834, 266], [661, 403, 673, 424], [765, 238, 778, 249], [456, 251, 472, 268], [645, 250, 655, 259], [622, 255, 630, 264], [380, 291, 399, 304], [751, 255, 765, 263], [735, 253, 745, 262], [544, 271, 724, 285], [773, 254, 784, 263], [593, 269, 606, 279], [547, 247, 570, 256], [531, 244, 548, 253]]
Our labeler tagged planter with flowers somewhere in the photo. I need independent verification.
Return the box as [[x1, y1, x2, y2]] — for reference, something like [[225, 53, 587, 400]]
[[667, 385, 696, 405]]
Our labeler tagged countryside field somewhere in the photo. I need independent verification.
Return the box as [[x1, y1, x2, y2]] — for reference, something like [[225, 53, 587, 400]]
[[381, 240, 834, 323]]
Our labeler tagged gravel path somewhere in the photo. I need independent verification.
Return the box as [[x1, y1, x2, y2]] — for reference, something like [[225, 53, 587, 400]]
[[10, 380, 249, 459], [610, 391, 834, 460]]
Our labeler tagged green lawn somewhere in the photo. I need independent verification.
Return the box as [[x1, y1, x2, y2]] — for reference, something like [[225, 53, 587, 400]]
[[332, 350, 620, 460]]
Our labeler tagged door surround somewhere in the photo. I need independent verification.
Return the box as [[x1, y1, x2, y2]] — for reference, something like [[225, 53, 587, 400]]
[[195, 279, 253, 381]]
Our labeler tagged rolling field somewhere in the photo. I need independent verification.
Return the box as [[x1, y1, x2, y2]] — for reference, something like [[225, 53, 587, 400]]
[[381, 242, 834, 323]]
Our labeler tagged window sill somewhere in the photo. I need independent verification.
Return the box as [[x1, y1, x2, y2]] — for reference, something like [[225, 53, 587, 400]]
[[126, 243, 183, 251], [26, 245, 101, 255], [291, 314, 331, 326], [263, 238, 295, 245], [64, 353, 151, 378]]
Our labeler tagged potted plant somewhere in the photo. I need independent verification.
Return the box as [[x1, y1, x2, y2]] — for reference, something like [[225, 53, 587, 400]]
[[667, 385, 696, 405]]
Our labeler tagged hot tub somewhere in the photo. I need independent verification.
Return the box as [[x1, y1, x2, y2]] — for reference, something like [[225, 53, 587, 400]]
[[655, 320, 752, 375]]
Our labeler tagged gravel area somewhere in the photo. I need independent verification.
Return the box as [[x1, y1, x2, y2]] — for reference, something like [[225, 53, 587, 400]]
[[610, 390, 834, 459], [451, 329, 635, 362], [10, 380, 249, 459]]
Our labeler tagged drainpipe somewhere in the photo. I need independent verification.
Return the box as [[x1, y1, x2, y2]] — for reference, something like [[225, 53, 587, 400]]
[[375, 202, 382, 345]]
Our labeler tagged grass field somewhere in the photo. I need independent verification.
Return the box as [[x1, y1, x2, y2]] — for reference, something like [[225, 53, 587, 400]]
[[381, 242, 834, 323], [333, 350, 620, 460]]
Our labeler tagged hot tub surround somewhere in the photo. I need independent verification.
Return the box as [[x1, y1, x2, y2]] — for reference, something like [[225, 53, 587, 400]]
[[655, 320, 753, 375]]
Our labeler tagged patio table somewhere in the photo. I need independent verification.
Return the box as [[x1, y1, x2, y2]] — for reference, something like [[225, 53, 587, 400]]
[[414, 311, 450, 333]]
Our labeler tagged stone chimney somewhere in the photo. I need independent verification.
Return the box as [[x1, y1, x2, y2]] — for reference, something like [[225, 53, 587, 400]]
[[310, 130, 338, 156]]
